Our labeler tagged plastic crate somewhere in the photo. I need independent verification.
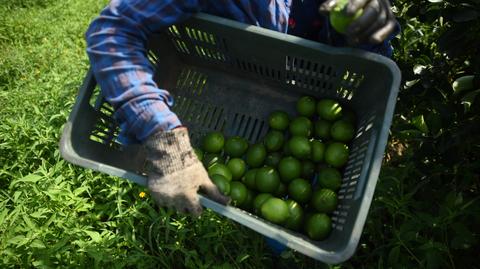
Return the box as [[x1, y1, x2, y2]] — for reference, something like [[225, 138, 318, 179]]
[[60, 13, 401, 263]]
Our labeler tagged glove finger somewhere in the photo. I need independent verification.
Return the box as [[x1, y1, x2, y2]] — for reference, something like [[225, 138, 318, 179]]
[[368, 1, 396, 43], [200, 178, 231, 205], [346, 0, 380, 37], [319, 0, 338, 14], [348, 1, 388, 44], [346, 0, 372, 16], [369, 19, 396, 44], [176, 191, 203, 217]]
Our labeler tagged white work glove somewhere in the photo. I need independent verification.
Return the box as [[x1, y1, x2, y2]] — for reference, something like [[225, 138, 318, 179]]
[[144, 127, 230, 216], [320, 0, 397, 44]]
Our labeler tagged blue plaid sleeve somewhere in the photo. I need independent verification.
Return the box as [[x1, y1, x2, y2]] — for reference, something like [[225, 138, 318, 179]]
[[85, 0, 202, 144]]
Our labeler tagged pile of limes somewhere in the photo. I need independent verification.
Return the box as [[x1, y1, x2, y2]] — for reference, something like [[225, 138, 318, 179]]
[[195, 96, 356, 241]]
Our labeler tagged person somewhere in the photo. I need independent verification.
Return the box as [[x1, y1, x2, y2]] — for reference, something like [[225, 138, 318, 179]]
[[85, 0, 398, 216]]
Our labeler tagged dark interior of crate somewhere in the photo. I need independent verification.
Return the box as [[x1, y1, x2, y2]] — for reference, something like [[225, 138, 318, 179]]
[[82, 19, 393, 250]]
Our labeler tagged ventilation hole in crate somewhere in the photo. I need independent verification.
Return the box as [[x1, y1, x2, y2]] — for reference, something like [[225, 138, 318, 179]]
[[88, 86, 102, 108], [175, 68, 208, 96], [254, 121, 267, 142], [167, 25, 181, 38], [147, 51, 160, 66], [285, 55, 336, 92], [172, 39, 190, 54]]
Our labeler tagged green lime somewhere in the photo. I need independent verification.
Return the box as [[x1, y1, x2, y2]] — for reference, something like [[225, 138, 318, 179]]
[[275, 182, 288, 198], [242, 189, 256, 210], [255, 166, 280, 194], [296, 96, 316, 117], [210, 174, 231, 195], [325, 142, 349, 167], [311, 189, 338, 213], [288, 178, 312, 204], [288, 136, 312, 160], [278, 156, 302, 183], [329, 0, 363, 34], [207, 163, 232, 181], [284, 199, 304, 231], [261, 197, 290, 224], [301, 160, 315, 180], [265, 152, 282, 168], [264, 130, 285, 152], [224, 136, 248, 157], [310, 140, 326, 163], [289, 117, 313, 137], [242, 169, 258, 189], [318, 167, 342, 191], [314, 120, 331, 140], [226, 158, 246, 180], [246, 144, 267, 168], [202, 131, 225, 153], [331, 120, 355, 142], [230, 181, 248, 206], [193, 148, 204, 161], [269, 111, 290, 131], [253, 193, 273, 214], [317, 99, 342, 121], [305, 213, 332, 240], [203, 153, 224, 168]]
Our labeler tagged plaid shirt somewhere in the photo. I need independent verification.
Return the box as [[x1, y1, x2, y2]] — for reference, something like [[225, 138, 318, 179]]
[[86, 0, 397, 144]]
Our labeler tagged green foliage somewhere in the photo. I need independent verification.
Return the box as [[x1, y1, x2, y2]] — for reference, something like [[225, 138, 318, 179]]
[[1, 0, 479, 268]]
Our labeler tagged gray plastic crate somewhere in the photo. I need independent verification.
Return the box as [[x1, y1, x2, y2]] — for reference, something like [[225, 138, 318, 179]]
[[60, 13, 400, 263]]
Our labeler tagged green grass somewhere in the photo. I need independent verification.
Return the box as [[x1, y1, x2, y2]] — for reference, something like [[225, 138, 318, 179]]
[[0, 1, 326, 268], [1, 0, 479, 268]]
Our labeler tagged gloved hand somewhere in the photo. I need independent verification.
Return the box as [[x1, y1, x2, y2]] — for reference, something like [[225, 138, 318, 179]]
[[320, 0, 397, 44], [144, 127, 230, 216]]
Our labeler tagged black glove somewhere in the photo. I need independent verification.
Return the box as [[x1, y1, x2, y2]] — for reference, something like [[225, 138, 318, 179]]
[[320, 0, 397, 44]]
